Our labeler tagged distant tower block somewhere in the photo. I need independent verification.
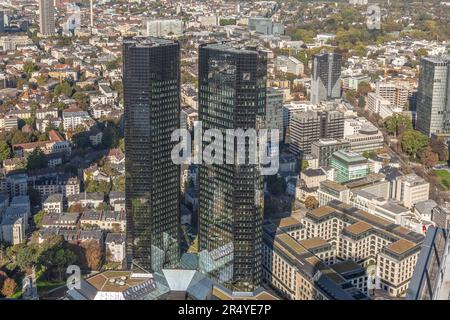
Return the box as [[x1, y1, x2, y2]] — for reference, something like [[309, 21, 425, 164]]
[[90, 0, 94, 28]]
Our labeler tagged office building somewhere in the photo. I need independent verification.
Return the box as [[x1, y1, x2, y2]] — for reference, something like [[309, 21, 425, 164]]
[[248, 17, 284, 35], [289, 110, 344, 156], [416, 56, 450, 137], [407, 227, 450, 300], [39, 0, 55, 36], [344, 123, 384, 154], [331, 150, 369, 183], [266, 88, 284, 142], [394, 174, 430, 209], [310, 52, 342, 105], [198, 42, 267, 292], [123, 37, 181, 272], [311, 138, 350, 167]]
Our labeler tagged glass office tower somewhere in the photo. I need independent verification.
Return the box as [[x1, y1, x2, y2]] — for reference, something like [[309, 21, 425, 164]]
[[416, 56, 450, 137], [123, 37, 180, 272], [198, 43, 267, 292], [310, 52, 342, 105]]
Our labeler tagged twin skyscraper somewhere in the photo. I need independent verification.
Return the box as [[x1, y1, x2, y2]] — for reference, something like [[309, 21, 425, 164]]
[[123, 37, 267, 293]]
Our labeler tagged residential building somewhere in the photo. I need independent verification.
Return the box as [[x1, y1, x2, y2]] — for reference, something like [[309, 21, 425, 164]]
[[300, 168, 327, 188], [68, 192, 104, 209], [143, 19, 183, 37], [105, 233, 126, 263], [43, 193, 64, 213], [63, 107, 92, 130]]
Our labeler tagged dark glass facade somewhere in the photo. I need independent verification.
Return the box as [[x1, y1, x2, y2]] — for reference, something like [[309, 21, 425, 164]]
[[123, 37, 180, 272], [311, 52, 342, 105], [198, 43, 267, 292]]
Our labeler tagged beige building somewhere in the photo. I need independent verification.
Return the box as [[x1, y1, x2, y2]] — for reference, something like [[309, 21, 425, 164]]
[[300, 168, 327, 188], [262, 219, 368, 300], [394, 174, 430, 209], [263, 201, 424, 298]]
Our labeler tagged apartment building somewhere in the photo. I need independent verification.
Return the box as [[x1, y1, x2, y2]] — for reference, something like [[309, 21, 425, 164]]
[[42, 193, 64, 213], [376, 81, 416, 110]]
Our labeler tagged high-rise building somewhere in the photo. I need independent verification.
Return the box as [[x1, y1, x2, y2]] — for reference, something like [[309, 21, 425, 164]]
[[310, 52, 342, 105], [289, 109, 344, 156], [266, 88, 284, 142], [39, 0, 55, 36], [143, 19, 183, 37], [416, 56, 450, 137], [123, 37, 181, 272], [198, 42, 267, 292], [0, 11, 5, 34]]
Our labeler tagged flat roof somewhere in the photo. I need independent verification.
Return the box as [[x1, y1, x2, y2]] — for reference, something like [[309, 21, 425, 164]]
[[344, 221, 373, 235], [271, 216, 302, 229], [321, 180, 348, 192], [86, 271, 152, 293], [299, 237, 330, 250], [385, 239, 416, 255], [308, 206, 337, 219], [330, 260, 365, 275]]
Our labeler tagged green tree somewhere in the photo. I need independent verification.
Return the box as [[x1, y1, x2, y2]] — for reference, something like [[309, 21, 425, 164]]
[[1, 278, 17, 297], [28, 188, 41, 207], [401, 130, 429, 159], [384, 114, 412, 136], [301, 160, 309, 171], [23, 61, 37, 77], [11, 130, 33, 144], [33, 210, 46, 228], [219, 18, 236, 26], [85, 180, 111, 194], [16, 245, 39, 271], [54, 81, 73, 97], [26, 148, 47, 170], [0, 141, 12, 163], [72, 92, 90, 110], [415, 48, 428, 58]]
